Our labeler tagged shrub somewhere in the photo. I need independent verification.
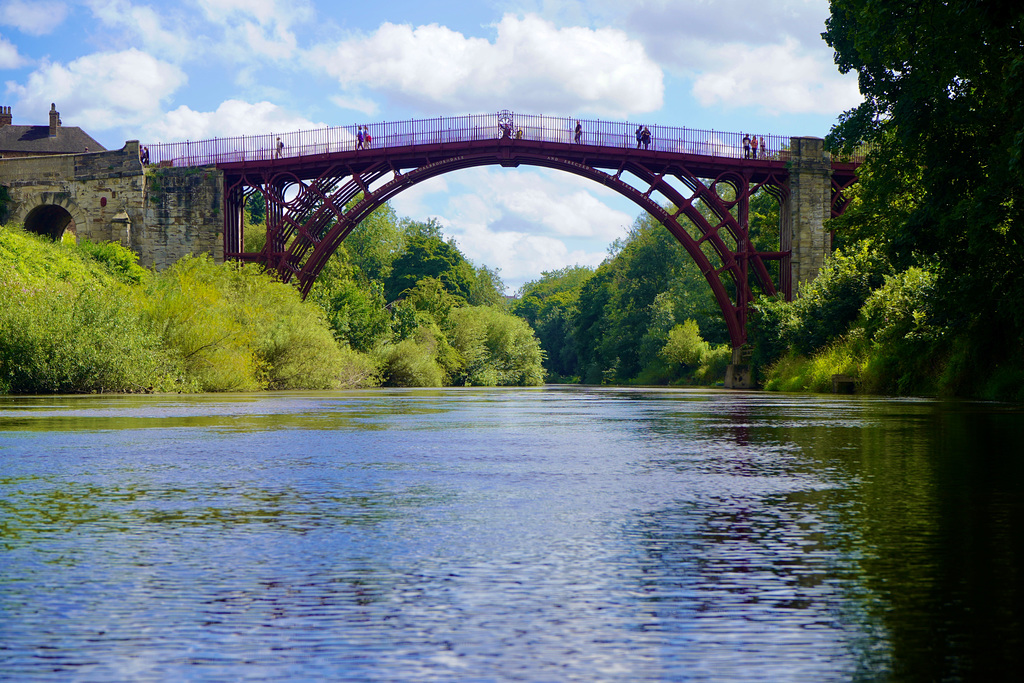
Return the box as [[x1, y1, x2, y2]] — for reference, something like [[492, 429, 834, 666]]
[[0, 283, 180, 394], [661, 319, 708, 367], [448, 306, 544, 386], [142, 254, 358, 391], [377, 334, 445, 387], [791, 242, 891, 354], [75, 240, 150, 285]]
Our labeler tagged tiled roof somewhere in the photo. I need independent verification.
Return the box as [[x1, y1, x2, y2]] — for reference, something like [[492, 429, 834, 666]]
[[0, 125, 106, 154]]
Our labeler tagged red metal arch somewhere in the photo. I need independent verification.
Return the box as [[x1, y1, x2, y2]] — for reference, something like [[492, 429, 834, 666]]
[[223, 140, 793, 348]]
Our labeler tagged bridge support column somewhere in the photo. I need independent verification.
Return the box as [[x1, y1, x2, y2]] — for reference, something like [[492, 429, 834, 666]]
[[725, 347, 753, 389], [783, 136, 832, 298]]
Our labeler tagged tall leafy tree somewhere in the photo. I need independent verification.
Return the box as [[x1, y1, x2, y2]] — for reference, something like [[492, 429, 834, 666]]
[[823, 1, 1024, 355], [384, 225, 474, 302]]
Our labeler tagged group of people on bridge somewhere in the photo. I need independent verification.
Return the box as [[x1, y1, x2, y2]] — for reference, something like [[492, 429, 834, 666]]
[[742, 133, 769, 159]]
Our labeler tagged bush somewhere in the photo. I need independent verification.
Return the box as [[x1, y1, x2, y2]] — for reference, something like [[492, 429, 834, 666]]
[[142, 254, 363, 391], [75, 240, 150, 285], [791, 242, 891, 354], [0, 283, 180, 394], [448, 306, 544, 386], [377, 333, 445, 387], [661, 319, 708, 367]]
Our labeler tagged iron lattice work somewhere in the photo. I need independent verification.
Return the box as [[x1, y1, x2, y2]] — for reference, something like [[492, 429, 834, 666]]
[[149, 113, 859, 348]]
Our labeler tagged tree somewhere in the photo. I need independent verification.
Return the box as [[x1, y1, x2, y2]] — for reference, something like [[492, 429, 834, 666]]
[[823, 0, 1024, 360], [385, 229, 473, 302], [467, 264, 508, 308], [343, 202, 405, 283], [512, 265, 594, 380]]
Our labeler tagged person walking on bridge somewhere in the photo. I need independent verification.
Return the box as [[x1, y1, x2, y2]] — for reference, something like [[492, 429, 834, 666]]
[[574, 121, 582, 144], [357, 126, 364, 150], [636, 125, 643, 148], [742, 133, 751, 158], [276, 137, 284, 158], [750, 134, 758, 159]]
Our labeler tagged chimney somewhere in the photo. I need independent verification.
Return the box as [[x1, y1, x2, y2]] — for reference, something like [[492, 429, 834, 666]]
[[0, 106, 11, 127], [49, 103, 59, 137]]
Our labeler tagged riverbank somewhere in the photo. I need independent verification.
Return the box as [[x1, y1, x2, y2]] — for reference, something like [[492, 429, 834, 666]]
[[0, 224, 543, 394]]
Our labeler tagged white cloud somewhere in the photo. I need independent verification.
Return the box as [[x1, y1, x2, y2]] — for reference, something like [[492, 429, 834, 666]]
[[0, 0, 67, 36], [198, 0, 311, 26], [196, 0, 313, 61], [8, 49, 186, 130], [85, 0, 194, 61], [692, 38, 860, 114], [621, 0, 832, 63], [330, 94, 379, 118], [142, 99, 324, 141], [0, 34, 25, 68], [310, 14, 664, 117]]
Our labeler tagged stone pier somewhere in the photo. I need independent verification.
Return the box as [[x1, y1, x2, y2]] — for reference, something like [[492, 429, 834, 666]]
[[724, 136, 834, 389]]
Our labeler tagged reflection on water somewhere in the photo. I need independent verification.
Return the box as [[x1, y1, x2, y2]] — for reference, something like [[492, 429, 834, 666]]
[[1, 388, 1022, 681]]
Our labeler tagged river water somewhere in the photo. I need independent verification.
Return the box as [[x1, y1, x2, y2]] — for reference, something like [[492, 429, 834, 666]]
[[1, 387, 1022, 682]]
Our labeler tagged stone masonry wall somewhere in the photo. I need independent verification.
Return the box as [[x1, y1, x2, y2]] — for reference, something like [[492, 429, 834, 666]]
[[0, 141, 224, 269], [1, 142, 146, 246], [139, 166, 223, 269], [785, 136, 833, 292]]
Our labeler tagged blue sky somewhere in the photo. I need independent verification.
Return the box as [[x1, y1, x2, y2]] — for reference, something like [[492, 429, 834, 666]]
[[0, 0, 860, 292]]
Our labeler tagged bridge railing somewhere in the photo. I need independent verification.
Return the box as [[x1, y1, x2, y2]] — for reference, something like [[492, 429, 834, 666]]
[[144, 113, 802, 168]]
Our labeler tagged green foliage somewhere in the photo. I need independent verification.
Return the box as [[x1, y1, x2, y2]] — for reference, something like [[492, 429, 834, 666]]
[[467, 264, 507, 308], [661, 319, 708, 367], [758, 263, 945, 396], [782, 243, 891, 356], [246, 192, 266, 226], [142, 254, 357, 391], [859, 267, 938, 347], [760, 0, 1024, 397], [403, 276, 461, 322], [448, 306, 544, 386], [308, 248, 392, 353], [385, 228, 473, 302], [763, 343, 864, 394], [823, 0, 1024, 385], [513, 265, 594, 381], [1, 224, 119, 287], [645, 318, 731, 386], [344, 202, 405, 282], [376, 331, 445, 387], [0, 283, 179, 394], [75, 239, 150, 285], [563, 212, 735, 385]]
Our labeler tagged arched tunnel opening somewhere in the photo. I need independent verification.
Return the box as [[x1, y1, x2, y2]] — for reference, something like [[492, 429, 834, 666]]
[[24, 204, 76, 241]]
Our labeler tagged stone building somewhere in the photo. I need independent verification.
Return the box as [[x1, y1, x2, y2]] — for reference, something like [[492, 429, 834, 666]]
[[0, 103, 105, 158]]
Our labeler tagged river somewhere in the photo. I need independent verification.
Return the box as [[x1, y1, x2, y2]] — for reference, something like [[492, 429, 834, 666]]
[[1, 387, 1022, 681]]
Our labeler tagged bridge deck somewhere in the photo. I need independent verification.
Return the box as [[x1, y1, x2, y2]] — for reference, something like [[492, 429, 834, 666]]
[[145, 112, 862, 177]]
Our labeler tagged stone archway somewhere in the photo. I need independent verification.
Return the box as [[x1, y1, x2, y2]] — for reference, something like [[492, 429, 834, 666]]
[[24, 204, 76, 241]]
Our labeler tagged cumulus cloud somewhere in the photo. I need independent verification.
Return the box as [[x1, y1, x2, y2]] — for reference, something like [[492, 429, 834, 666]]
[[0, 34, 25, 68], [85, 0, 194, 61], [692, 38, 860, 114], [196, 0, 314, 61], [310, 14, 664, 117], [8, 49, 186, 130], [142, 99, 325, 141], [606, 0, 858, 116], [0, 0, 67, 36]]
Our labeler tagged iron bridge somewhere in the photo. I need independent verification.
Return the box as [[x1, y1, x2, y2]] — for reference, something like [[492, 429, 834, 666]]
[[146, 111, 861, 349]]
